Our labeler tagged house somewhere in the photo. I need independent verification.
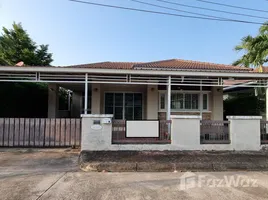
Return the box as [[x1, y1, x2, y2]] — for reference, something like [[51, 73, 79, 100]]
[[1, 58, 268, 149]]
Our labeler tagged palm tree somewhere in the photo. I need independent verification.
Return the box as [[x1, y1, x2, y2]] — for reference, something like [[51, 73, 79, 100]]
[[233, 22, 268, 68]]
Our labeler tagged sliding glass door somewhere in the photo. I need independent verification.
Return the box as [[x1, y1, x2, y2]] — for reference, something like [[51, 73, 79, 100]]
[[105, 93, 142, 120]]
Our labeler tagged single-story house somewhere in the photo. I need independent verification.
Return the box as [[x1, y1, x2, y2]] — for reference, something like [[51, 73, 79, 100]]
[[1, 58, 268, 149], [1, 59, 267, 121]]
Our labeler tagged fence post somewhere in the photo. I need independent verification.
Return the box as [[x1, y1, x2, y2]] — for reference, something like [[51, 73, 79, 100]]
[[227, 116, 262, 151], [81, 114, 113, 151], [171, 115, 201, 150]]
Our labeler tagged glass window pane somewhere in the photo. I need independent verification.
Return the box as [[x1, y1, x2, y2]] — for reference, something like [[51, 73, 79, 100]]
[[185, 94, 192, 109], [134, 107, 142, 120], [115, 93, 123, 106], [105, 106, 113, 114], [125, 94, 133, 107], [114, 107, 123, 119], [203, 94, 208, 110], [105, 93, 114, 107], [160, 93, 165, 109], [171, 93, 183, 109], [125, 107, 133, 120], [192, 94, 199, 110], [134, 93, 142, 106]]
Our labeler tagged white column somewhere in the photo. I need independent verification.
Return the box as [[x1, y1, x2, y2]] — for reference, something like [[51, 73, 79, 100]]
[[84, 73, 88, 114], [200, 80, 203, 119], [167, 76, 171, 120], [227, 116, 261, 151]]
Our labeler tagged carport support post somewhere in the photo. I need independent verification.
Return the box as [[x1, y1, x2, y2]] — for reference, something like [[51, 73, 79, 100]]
[[167, 76, 171, 135], [200, 80, 203, 118], [84, 73, 88, 114], [167, 76, 171, 121]]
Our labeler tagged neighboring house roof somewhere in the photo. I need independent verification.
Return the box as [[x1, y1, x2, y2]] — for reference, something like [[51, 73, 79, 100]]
[[62, 59, 252, 72], [223, 80, 251, 86], [253, 66, 268, 73]]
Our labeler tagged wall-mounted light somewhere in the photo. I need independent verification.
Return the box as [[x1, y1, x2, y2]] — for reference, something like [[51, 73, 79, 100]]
[[151, 87, 155, 92], [94, 88, 99, 92]]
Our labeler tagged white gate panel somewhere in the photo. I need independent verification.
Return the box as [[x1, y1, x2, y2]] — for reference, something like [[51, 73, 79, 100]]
[[126, 121, 159, 137]]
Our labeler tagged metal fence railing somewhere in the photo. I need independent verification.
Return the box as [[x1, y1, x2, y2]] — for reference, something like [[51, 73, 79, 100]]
[[112, 120, 171, 144], [0, 118, 81, 147], [200, 120, 230, 144], [260, 121, 268, 145]]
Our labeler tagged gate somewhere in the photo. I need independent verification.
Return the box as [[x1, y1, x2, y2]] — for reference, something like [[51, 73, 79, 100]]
[[0, 118, 81, 147]]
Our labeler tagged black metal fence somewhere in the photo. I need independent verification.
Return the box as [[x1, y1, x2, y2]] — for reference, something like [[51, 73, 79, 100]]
[[200, 120, 230, 144], [0, 118, 81, 147], [260, 121, 268, 144], [112, 120, 171, 144]]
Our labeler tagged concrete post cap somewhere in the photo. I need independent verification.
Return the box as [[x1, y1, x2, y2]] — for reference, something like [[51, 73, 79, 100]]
[[81, 114, 114, 118], [226, 116, 262, 120], [170, 115, 202, 119]]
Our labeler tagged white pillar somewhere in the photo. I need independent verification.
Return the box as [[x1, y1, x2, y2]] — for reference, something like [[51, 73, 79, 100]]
[[200, 80, 203, 119], [84, 73, 88, 114], [167, 76, 171, 120], [227, 116, 261, 151], [171, 115, 201, 150]]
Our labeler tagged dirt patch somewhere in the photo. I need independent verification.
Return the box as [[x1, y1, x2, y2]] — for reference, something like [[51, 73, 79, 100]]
[[80, 151, 268, 172]]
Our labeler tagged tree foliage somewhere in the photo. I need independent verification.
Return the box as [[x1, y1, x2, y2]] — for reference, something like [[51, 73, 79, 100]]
[[0, 22, 55, 117], [0, 22, 53, 66], [233, 22, 268, 67]]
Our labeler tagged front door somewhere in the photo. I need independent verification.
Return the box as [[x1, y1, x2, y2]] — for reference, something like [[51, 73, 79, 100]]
[[105, 93, 142, 120]]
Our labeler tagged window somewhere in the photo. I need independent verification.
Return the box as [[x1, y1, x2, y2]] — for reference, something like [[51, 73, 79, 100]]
[[203, 94, 208, 110], [105, 93, 142, 120], [159, 92, 209, 111]]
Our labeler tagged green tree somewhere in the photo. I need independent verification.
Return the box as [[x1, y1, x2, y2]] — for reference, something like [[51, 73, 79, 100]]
[[0, 22, 53, 66], [0, 22, 54, 117], [233, 22, 268, 68]]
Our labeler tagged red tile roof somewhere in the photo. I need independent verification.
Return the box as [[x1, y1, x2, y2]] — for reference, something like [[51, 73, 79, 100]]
[[65, 59, 251, 72]]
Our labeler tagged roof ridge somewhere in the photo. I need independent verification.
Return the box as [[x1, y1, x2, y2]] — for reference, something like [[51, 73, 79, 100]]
[[173, 58, 249, 69]]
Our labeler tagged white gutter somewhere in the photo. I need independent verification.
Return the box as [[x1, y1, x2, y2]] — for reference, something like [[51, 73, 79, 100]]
[[0, 66, 265, 78]]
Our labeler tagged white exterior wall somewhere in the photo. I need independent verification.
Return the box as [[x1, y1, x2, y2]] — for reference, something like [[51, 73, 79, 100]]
[[47, 84, 59, 118], [91, 83, 101, 114], [147, 85, 158, 119], [211, 87, 223, 120], [81, 115, 263, 151]]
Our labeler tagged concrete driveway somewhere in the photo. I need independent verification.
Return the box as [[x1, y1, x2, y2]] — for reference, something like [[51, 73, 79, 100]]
[[1, 150, 268, 200]]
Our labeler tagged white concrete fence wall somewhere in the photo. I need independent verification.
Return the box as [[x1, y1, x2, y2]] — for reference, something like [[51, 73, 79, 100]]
[[81, 115, 263, 151]]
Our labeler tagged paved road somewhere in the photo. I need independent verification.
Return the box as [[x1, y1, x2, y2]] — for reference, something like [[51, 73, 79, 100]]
[[1, 150, 268, 200]]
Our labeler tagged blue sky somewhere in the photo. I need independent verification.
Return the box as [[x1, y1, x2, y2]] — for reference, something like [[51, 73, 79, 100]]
[[0, 0, 267, 66]]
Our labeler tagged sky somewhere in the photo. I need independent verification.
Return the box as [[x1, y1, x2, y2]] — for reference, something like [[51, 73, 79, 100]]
[[0, 0, 267, 66]]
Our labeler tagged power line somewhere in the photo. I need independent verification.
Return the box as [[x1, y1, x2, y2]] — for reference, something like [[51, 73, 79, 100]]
[[130, 0, 232, 20], [154, 0, 268, 20], [194, 0, 268, 13], [69, 0, 266, 25]]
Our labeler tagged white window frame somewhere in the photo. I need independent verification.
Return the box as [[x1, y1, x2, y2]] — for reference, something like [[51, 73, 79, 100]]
[[158, 90, 210, 112]]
